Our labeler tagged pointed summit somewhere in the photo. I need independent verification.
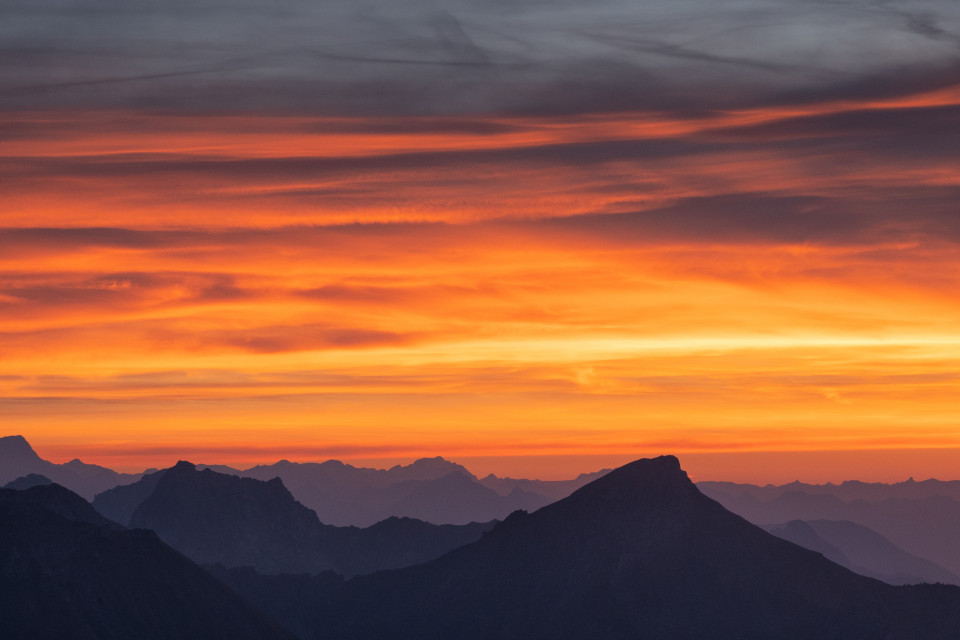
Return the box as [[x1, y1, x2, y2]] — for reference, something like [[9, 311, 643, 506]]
[[391, 456, 475, 481], [563, 454, 692, 505], [0, 435, 41, 462], [0, 435, 140, 499]]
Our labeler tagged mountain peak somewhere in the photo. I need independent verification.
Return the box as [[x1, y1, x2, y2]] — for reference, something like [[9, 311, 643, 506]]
[[170, 460, 197, 472], [324, 454, 960, 640], [0, 435, 41, 462], [568, 454, 691, 499], [3, 473, 53, 490]]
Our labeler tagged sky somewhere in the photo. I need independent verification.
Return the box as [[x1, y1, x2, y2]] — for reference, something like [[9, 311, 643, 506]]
[[2, 0, 960, 481]]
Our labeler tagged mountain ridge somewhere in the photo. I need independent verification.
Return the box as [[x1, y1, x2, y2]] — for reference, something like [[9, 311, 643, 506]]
[[302, 455, 960, 639], [116, 460, 496, 576], [0, 482, 296, 640]]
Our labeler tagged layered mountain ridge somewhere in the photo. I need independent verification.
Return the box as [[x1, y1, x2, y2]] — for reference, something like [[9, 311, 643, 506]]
[[0, 435, 143, 500], [6, 451, 960, 639], [317, 455, 960, 639], [102, 460, 495, 576], [701, 481, 960, 580], [0, 483, 296, 640]]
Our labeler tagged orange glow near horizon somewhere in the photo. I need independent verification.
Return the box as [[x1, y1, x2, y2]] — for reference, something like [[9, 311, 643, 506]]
[[4, 85, 960, 481]]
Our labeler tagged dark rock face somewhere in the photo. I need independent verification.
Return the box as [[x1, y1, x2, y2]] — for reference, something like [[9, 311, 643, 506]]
[[93, 467, 167, 526], [123, 461, 494, 576], [300, 456, 960, 640], [0, 484, 296, 640]]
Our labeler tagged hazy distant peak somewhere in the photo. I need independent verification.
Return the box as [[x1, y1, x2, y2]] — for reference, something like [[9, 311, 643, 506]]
[[385, 456, 475, 482], [777, 490, 846, 506], [0, 435, 41, 461], [3, 474, 53, 490], [575, 469, 612, 480]]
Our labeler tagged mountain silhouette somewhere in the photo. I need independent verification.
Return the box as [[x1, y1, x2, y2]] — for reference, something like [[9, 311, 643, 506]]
[[478, 468, 611, 500], [253, 455, 960, 640], [702, 484, 960, 579], [700, 477, 960, 503], [230, 456, 549, 526], [0, 435, 142, 499], [0, 483, 295, 640], [3, 473, 53, 490], [765, 519, 960, 585], [121, 461, 493, 576], [93, 467, 168, 525], [90, 450, 584, 527], [378, 470, 550, 525]]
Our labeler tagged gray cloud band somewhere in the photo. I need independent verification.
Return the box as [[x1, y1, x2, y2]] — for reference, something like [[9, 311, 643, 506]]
[[2, 0, 959, 114]]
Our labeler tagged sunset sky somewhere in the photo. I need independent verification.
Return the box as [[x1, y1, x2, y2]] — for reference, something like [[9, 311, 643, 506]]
[[2, 0, 960, 481]]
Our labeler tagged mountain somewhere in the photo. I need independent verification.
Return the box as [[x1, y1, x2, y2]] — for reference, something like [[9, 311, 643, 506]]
[[478, 469, 611, 500], [702, 486, 960, 579], [374, 471, 550, 525], [239, 456, 473, 492], [3, 473, 53, 490], [93, 467, 168, 526], [248, 456, 960, 640], [700, 477, 960, 503], [208, 566, 346, 640], [2, 482, 119, 528], [0, 435, 142, 500], [0, 483, 295, 640], [121, 461, 493, 576], [764, 519, 960, 586], [230, 457, 549, 526]]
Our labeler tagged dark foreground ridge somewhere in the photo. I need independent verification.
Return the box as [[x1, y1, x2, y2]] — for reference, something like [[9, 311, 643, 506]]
[[0, 483, 295, 640], [270, 455, 960, 640]]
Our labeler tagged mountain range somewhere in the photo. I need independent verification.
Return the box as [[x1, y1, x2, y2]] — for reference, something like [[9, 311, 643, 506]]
[[700, 481, 960, 580], [763, 519, 959, 586], [0, 436, 597, 526], [218, 456, 960, 640], [0, 435, 143, 500], [203, 457, 579, 526], [5, 434, 960, 588], [5, 450, 960, 639], [96, 460, 494, 576], [0, 483, 295, 640]]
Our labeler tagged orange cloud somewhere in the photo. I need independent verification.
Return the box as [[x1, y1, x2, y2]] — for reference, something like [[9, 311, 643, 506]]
[[3, 86, 960, 479]]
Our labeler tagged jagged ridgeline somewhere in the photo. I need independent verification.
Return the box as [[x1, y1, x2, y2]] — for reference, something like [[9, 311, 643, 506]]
[[5, 445, 960, 640], [97, 460, 496, 576], [222, 456, 960, 640]]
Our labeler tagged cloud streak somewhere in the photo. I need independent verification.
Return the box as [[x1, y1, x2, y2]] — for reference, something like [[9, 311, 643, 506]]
[[3, 0, 960, 114], [3, 0, 960, 476]]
